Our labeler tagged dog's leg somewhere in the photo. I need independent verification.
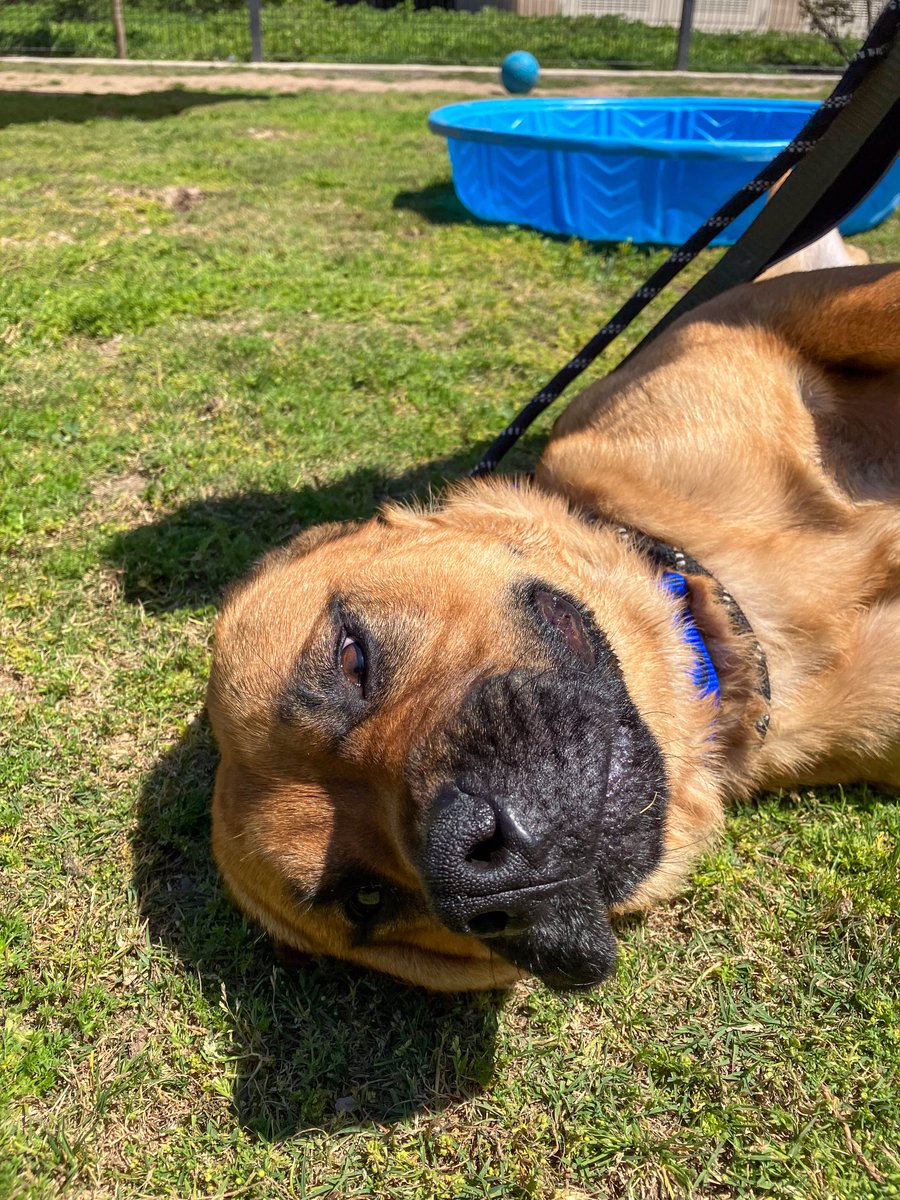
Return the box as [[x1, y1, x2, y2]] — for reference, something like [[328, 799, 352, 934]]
[[757, 177, 869, 281], [757, 229, 869, 280], [749, 263, 900, 372], [746, 264, 900, 788], [749, 263, 900, 512]]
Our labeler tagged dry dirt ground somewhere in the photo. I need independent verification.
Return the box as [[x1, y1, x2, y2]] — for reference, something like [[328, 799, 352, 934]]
[[0, 62, 834, 98]]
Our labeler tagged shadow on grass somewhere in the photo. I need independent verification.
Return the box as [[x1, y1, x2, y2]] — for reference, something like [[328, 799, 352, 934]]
[[0, 89, 265, 129], [106, 445, 541, 613], [134, 714, 503, 1138], [393, 180, 675, 258], [393, 180, 478, 228], [118, 450, 543, 1135]]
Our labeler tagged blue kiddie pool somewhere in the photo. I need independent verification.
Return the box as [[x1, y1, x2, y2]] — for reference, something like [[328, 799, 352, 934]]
[[428, 97, 900, 246]]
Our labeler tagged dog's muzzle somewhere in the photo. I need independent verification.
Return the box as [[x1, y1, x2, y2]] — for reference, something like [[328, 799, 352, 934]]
[[414, 665, 668, 989]]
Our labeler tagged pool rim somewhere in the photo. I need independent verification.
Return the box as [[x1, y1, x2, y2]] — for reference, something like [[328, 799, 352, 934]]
[[428, 96, 820, 163]]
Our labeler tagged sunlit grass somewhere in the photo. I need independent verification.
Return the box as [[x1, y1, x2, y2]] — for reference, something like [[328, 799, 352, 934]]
[[1, 81, 898, 1199]]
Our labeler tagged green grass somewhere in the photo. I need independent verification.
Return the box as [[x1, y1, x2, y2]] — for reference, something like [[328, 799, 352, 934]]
[[0, 0, 852, 71], [1, 79, 899, 1199]]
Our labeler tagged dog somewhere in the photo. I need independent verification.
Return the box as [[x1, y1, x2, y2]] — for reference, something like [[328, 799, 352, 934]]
[[206, 240, 900, 992]]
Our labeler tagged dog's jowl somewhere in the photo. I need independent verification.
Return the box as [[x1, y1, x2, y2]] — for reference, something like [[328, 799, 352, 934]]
[[207, 262, 900, 991]]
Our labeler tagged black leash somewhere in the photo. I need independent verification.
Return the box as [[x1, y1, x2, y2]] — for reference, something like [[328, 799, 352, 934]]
[[638, 19, 900, 350], [470, 0, 900, 478]]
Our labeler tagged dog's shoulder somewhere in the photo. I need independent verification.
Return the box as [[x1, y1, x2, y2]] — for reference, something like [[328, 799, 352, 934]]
[[538, 265, 900, 522]]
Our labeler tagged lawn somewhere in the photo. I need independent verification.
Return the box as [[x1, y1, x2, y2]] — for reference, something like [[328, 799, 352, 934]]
[[1, 75, 899, 1199]]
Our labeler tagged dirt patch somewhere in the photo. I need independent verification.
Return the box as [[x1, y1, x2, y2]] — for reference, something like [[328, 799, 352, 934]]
[[0, 65, 831, 99], [0, 664, 38, 703], [89, 470, 156, 530], [161, 184, 203, 211], [0, 229, 74, 249], [245, 125, 308, 139], [91, 470, 149, 500], [0, 67, 509, 96]]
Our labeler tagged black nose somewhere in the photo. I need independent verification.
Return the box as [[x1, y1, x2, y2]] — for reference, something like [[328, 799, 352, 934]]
[[422, 784, 551, 938], [421, 781, 617, 988], [411, 664, 653, 988]]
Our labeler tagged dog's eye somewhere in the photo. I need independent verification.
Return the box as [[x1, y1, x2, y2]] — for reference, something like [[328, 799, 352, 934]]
[[345, 886, 382, 921], [339, 635, 366, 693]]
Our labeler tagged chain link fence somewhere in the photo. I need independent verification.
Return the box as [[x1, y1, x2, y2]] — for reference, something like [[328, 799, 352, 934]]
[[0, 0, 877, 70]]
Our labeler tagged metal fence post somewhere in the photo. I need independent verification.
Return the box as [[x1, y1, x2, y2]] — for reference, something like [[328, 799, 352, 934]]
[[112, 0, 128, 58], [248, 0, 263, 62], [676, 0, 695, 70]]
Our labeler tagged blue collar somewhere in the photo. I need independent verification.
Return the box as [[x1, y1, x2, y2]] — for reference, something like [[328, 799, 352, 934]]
[[658, 570, 721, 702], [574, 507, 769, 737]]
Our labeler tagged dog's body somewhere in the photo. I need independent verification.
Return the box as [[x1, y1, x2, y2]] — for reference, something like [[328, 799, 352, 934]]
[[208, 258, 900, 991]]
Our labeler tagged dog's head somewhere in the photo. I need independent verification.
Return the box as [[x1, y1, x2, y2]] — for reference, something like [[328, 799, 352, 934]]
[[207, 482, 722, 991]]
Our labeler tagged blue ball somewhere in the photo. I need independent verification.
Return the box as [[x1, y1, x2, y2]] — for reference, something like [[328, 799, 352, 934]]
[[501, 50, 540, 95]]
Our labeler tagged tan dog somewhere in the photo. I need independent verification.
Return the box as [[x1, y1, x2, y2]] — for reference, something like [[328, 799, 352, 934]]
[[207, 251, 900, 991]]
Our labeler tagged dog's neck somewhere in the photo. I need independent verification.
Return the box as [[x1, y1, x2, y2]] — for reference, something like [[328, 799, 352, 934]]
[[574, 509, 772, 779], [613, 523, 771, 733]]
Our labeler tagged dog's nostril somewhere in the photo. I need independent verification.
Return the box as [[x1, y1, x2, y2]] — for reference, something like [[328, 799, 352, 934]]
[[467, 910, 509, 937], [465, 823, 508, 869], [460, 795, 537, 872]]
